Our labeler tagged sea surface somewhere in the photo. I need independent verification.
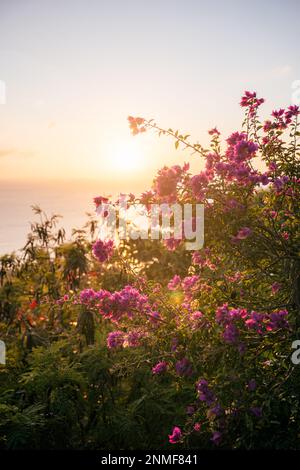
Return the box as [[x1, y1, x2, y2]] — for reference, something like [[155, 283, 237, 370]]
[[0, 179, 125, 255]]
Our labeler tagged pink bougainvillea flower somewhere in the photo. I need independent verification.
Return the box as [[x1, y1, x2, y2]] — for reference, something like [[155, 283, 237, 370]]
[[240, 91, 264, 117], [79, 288, 97, 304], [215, 303, 230, 325], [128, 116, 146, 135], [192, 250, 206, 267], [168, 426, 182, 444], [231, 226, 252, 243], [152, 361, 168, 375], [163, 237, 182, 251], [190, 310, 204, 324], [268, 162, 277, 171], [92, 239, 114, 263], [107, 331, 125, 349], [269, 210, 278, 219], [154, 164, 187, 201], [139, 190, 154, 210], [233, 140, 258, 161], [208, 127, 220, 136], [167, 274, 181, 291], [285, 105, 299, 120], [78, 285, 156, 323], [190, 171, 210, 201], [193, 422, 202, 432], [123, 329, 145, 348], [182, 275, 200, 292], [240, 90, 256, 106], [267, 309, 289, 331], [272, 108, 285, 119], [93, 195, 109, 208], [272, 175, 289, 192], [147, 310, 162, 323], [282, 231, 289, 240], [226, 131, 247, 146]]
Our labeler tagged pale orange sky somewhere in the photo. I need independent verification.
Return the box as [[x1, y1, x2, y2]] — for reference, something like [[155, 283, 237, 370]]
[[0, 0, 299, 194]]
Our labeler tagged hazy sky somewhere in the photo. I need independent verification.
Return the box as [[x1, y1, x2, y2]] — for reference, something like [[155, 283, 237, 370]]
[[0, 0, 299, 192]]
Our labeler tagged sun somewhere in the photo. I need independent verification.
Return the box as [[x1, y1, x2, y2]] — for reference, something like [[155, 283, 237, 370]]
[[107, 139, 143, 173]]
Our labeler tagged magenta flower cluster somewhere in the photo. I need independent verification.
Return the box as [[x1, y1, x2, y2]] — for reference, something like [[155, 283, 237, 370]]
[[79, 285, 154, 322], [154, 164, 189, 202], [92, 239, 114, 263], [216, 303, 289, 342]]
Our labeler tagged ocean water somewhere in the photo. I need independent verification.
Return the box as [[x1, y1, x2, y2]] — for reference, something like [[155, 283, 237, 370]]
[[0, 180, 116, 255]]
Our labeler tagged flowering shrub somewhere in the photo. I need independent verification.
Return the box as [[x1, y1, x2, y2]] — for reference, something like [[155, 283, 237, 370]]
[[0, 92, 300, 449]]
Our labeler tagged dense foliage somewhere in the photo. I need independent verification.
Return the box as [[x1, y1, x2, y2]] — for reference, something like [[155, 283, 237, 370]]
[[0, 92, 300, 449]]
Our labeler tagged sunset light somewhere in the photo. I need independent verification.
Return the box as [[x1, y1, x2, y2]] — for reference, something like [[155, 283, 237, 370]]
[[1, 0, 300, 461], [106, 139, 144, 173]]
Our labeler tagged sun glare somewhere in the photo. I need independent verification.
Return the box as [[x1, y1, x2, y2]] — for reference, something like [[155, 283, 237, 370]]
[[107, 139, 143, 173]]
